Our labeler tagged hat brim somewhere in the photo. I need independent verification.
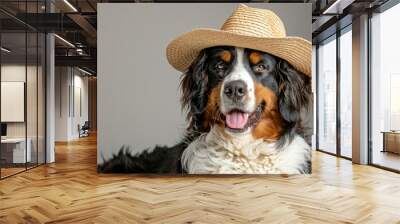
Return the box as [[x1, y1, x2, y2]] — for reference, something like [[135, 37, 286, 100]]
[[166, 29, 312, 77]]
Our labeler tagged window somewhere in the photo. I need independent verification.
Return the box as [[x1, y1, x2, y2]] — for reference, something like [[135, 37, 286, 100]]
[[317, 35, 337, 154], [339, 27, 352, 158], [0, 1, 47, 179], [370, 3, 400, 171]]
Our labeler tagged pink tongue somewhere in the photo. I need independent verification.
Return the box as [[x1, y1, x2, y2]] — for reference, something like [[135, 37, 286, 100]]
[[225, 112, 249, 129]]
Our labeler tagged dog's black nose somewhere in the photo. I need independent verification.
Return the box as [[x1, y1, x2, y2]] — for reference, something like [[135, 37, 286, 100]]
[[224, 80, 247, 101]]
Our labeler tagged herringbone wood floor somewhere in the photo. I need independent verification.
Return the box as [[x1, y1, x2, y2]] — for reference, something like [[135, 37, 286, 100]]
[[1, 135, 400, 224]]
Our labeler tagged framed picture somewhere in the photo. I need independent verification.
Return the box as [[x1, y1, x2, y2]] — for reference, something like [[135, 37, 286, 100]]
[[97, 3, 312, 175]]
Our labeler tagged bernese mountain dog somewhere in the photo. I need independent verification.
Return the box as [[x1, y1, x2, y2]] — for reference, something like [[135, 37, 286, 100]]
[[98, 46, 312, 174]]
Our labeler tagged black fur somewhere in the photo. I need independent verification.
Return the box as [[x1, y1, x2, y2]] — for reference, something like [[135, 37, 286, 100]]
[[276, 60, 311, 125], [98, 143, 187, 174], [181, 50, 209, 132], [98, 46, 312, 174], [275, 60, 312, 148]]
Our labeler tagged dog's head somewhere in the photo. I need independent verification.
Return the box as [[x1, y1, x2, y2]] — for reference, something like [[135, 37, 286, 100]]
[[181, 46, 311, 143]]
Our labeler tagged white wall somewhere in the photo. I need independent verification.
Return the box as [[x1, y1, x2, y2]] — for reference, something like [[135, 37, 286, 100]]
[[55, 67, 89, 141], [55, 67, 69, 141], [72, 73, 89, 138]]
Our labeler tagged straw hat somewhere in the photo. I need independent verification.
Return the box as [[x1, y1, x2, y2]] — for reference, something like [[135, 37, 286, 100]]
[[166, 4, 311, 77]]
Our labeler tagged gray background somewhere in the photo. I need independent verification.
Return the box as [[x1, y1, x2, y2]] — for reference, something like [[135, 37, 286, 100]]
[[98, 3, 311, 163]]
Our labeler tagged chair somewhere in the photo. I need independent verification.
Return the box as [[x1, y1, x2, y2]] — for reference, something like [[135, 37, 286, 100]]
[[79, 121, 90, 138]]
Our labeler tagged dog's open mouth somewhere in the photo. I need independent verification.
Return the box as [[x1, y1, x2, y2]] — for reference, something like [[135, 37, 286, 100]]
[[222, 101, 265, 133]]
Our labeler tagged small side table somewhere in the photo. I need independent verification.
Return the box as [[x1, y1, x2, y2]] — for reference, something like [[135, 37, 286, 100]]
[[381, 131, 400, 154]]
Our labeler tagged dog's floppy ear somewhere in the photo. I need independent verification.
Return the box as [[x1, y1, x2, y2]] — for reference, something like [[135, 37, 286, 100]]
[[180, 50, 208, 131], [276, 60, 311, 125]]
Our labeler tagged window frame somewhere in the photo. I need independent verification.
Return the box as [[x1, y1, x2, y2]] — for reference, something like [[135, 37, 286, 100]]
[[315, 24, 353, 160]]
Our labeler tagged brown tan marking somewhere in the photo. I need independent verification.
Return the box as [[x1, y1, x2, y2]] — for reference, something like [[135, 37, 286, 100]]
[[252, 83, 284, 142], [278, 82, 286, 92], [249, 52, 263, 65], [203, 84, 224, 130], [220, 50, 232, 63]]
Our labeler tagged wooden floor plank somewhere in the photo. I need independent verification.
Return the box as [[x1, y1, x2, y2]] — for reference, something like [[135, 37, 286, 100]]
[[1, 135, 400, 223]]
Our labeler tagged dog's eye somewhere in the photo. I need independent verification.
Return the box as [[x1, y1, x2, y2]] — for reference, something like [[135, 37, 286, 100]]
[[253, 64, 267, 73], [214, 61, 227, 72]]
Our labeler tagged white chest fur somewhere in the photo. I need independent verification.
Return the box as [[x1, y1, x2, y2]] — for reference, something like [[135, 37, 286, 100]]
[[181, 126, 311, 174]]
